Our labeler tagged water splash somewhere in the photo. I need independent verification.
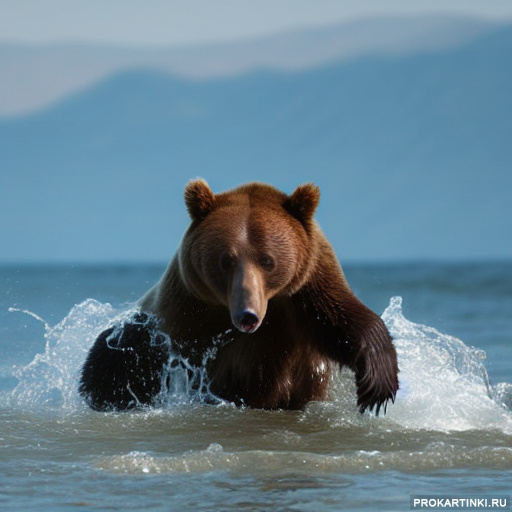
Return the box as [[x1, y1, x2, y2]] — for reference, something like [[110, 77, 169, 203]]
[[8, 299, 137, 411], [7, 299, 226, 413], [382, 296, 512, 432], [155, 338, 229, 408], [6, 296, 512, 434]]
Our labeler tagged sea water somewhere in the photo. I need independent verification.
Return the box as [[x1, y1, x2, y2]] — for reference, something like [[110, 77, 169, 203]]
[[0, 262, 511, 511]]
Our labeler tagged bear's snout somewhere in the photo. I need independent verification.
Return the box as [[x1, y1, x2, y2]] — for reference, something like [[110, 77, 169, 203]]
[[228, 261, 267, 334], [233, 309, 261, 333]]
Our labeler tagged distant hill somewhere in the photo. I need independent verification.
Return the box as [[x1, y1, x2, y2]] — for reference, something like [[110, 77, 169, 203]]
[[0, 15, 497, 117], [1, 25, 511, 263]]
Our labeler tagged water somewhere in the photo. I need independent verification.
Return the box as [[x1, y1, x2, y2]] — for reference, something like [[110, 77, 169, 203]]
[[1, 262, 511, 511]]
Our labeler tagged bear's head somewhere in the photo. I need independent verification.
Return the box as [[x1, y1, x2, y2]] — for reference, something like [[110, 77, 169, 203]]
[[179, 179, 321, 334]]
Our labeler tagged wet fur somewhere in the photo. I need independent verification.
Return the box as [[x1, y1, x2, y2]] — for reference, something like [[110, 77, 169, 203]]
[[80, 181, 398, 414]]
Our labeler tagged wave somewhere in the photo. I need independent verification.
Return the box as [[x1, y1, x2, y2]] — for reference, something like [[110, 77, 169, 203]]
[[96, 442, 512, 475]]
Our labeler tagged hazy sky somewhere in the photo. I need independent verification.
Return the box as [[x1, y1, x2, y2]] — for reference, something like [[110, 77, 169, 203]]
[[1, 0, 512, 47]]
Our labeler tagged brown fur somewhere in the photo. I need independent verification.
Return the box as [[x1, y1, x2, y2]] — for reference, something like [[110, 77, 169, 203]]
[[137, 180, 399, 413]]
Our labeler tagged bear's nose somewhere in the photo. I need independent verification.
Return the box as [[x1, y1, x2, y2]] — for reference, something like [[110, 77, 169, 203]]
[[234, 310, 260, 333]]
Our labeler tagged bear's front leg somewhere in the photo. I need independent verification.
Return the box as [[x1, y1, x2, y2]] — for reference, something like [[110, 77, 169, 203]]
[[79, 312, 171, 411], [321, 299, 399, 415], [349, 312, 399, 415], [294, 280, 399, 415]]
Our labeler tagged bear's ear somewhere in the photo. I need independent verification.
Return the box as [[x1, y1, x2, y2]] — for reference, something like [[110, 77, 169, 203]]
[[284, 183, 320, 224], [184, 179, 216, 221]]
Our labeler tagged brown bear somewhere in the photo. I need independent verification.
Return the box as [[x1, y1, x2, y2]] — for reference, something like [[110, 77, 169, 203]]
[[79, 179, 398, 414]]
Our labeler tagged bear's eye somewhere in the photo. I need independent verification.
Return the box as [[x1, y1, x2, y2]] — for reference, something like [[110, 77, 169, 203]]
[[259, 255, 275, 271], [220, 252, 236, 272]]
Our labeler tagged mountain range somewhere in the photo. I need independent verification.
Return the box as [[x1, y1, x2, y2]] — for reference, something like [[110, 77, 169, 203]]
[[0, 15, 499, 117], [1, 19, 511, 263]]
